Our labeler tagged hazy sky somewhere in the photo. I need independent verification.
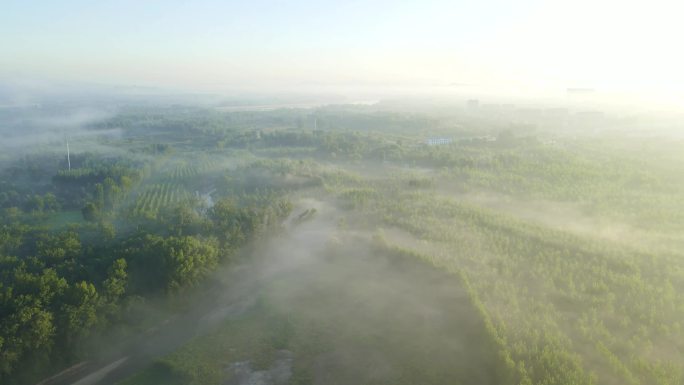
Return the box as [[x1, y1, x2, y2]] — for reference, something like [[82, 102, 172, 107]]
[[2, 0, 683, 99]]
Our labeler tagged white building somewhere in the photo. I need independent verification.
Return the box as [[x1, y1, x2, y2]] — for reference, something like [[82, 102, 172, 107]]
[[425, 138, 453, 146]]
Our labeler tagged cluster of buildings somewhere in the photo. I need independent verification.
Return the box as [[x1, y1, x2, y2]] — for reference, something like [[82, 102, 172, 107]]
[[425, 138, 453, 146]]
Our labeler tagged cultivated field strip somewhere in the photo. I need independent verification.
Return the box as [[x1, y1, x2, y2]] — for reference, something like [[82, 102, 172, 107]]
[[131, 183, 193, 216], [165, 158, 223, 181]]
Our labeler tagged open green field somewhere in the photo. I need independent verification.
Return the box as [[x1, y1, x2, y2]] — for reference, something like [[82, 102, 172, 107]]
[[120, 234, 508, 385], [41, 210, 85, 228]]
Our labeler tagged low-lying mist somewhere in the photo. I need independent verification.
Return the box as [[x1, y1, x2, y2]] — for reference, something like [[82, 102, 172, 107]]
[[83, 198, 502, 385]]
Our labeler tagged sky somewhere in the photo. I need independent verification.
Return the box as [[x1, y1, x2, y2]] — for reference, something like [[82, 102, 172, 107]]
[[2, 0, 684, 101]]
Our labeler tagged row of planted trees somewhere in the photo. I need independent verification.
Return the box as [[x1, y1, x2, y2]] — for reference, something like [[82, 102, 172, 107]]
[[320, 158, 683, 385], [363, 184, 684, 385]]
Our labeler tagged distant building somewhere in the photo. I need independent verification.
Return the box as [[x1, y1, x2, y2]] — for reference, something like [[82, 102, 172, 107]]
[[425, 138, 453, 146], [467, 99, 480, 109]]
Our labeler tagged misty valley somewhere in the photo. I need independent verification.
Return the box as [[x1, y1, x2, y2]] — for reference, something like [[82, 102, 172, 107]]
[[1, 102, 683, 385]]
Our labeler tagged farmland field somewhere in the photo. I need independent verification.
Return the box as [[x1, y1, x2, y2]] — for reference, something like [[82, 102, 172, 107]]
[[130, 183, 194, 218]]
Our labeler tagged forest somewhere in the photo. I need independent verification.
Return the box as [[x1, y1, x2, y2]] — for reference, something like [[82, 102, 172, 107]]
[[0, 102, 683, 385]]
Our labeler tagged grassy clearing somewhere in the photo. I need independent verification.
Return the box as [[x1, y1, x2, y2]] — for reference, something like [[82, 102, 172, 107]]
[[117, 363, 182, 385], [41, 210, 84, 228], [118, 242, 508, 385]]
